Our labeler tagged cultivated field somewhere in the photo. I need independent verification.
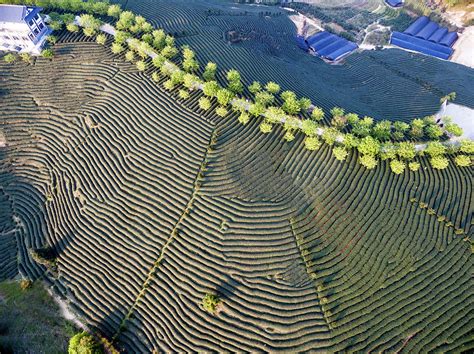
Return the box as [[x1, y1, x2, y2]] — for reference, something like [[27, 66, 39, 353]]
[[110, 0, 474, 122], [0, 0, 473, 352]]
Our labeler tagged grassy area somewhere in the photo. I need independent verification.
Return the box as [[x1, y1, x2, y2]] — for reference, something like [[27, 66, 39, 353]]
[[0, 281, 77, 353]]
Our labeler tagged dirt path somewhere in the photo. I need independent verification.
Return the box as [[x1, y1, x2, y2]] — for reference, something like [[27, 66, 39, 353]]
[[451, 26, 474, 68]]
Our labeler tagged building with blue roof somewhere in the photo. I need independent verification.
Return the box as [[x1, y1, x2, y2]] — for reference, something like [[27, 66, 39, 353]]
[[390, 16, 458, 60], [385, 0, 404, 7], [305, 31, 358, 62], [0, 4, 51, 54]]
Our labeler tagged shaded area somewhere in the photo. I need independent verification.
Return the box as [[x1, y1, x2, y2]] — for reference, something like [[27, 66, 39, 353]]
[[0, 281, 76, 353]]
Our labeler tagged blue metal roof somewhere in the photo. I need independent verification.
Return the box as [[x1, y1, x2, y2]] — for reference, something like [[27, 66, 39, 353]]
[[385, 0, 404, 7], [415, 21, 439, 40], [391, 32, 453, 60], [391, 16, 459, 59], [305, 31, 358, 62], [0, 5, 42, 23], [404, 16, 430, 36]]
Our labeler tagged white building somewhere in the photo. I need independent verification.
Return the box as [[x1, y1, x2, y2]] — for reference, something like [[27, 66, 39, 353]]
[[0, 4, 51, 54]]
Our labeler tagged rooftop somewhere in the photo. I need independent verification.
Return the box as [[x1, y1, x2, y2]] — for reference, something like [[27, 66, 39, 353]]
[[0, 4, 42, 24]]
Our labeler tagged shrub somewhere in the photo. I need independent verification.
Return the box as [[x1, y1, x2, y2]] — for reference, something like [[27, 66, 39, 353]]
[[161, 45, 178, 59], [20, 53, 32, 64], [203, 62, 217, 82], [67, 23, 79, 32], [352, 116, 373, 137], [280, 91, 300, 115], [178, 89, 190, 100], [198, 97, 211, 111], [284, 131, 295, 142], [459, 140, 474, 154], [333, 147, 348, 161], [83, 27, 96, 37], [216, 89, 234, 107], [380, 143, 397, 160], [78, 14, 101, 31], [151, 72, 160, 82], [111, 43, 124, 54], [20, 279, 32, 290], [305, 136, 322, 151], [265, 81, 280, 94], [248, 81, 262, 94], [238, 112, 250, 125], [41, 49, 54, 59], [114, 31, 130, 45], [46, 35, 57, 45], [259, 122, 273, 134], [249, 103, 265, 117], [390, 160, 406, 175], [116, 11, 135, 30], [408, 161, 421, 172], [410, 118, 425, 138], [96, 34, 106, 45], [357, 136, 380, 156], [454, 155, 471, 167], [444, 123, 463, 137], [215, 106, 228, 117], [125, 50, 135, 62], [163, 79, 174, 91], [136, 60, 146, 71], [346, 113, 359, 125], [202, 293, 221, 314], [330, 107, 345, 119], [49, 20, 63, 31], [311, 107, 324, 121], [255, 91, 274, 107], [68, 332, 102, 354], [425, 124, 444, 139], [393, 121, 409, 139], [299, 97, 312, 111], [430, 156, 449, 170], [397, 142, 416, 160], [301, 120, 317, 136], [227, 78, 243, 94], [359, 155, 377, 169], [343, 133, 359, 148], [107, 4, 122, 18], [373, 120, 392, 141], [322, 128, 338, 146], [425, 142, 446, 157], [4, 53, 16, 63], [203, 81, 220, 98]]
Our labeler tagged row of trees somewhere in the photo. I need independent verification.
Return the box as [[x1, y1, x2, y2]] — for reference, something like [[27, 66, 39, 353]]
[[90, 7, 471, 173], [6, 0, 471, 173]]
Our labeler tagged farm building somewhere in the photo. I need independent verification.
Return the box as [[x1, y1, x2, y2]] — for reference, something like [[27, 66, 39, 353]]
[[305, 31, 358, 62], [0, 4, 51, 54], [390, 16, 458, 60], [385, 0, 405, 7]]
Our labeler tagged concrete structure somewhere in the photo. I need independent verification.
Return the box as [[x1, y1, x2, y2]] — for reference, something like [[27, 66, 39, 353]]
[[0, 4, 51, 54]]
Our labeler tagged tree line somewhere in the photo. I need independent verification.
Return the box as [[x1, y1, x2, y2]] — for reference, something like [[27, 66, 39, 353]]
[[2, 0, 473, 174]]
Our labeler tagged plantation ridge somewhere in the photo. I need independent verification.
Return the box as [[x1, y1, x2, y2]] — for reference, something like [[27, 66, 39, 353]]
[[0, 0, 473, 352]]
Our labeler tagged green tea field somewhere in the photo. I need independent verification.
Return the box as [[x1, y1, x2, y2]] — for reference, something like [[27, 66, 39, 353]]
[[0, 0, 473, 352]]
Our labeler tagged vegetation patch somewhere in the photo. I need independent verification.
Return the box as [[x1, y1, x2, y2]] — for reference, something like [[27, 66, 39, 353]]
[[0, 280, 76, 353]]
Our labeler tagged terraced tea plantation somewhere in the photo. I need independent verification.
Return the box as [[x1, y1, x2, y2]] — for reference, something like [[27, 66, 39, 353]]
[[0, 0, 473, 352]]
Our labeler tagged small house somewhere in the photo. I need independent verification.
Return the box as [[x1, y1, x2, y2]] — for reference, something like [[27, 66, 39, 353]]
[[0, 4, 51, 54]]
